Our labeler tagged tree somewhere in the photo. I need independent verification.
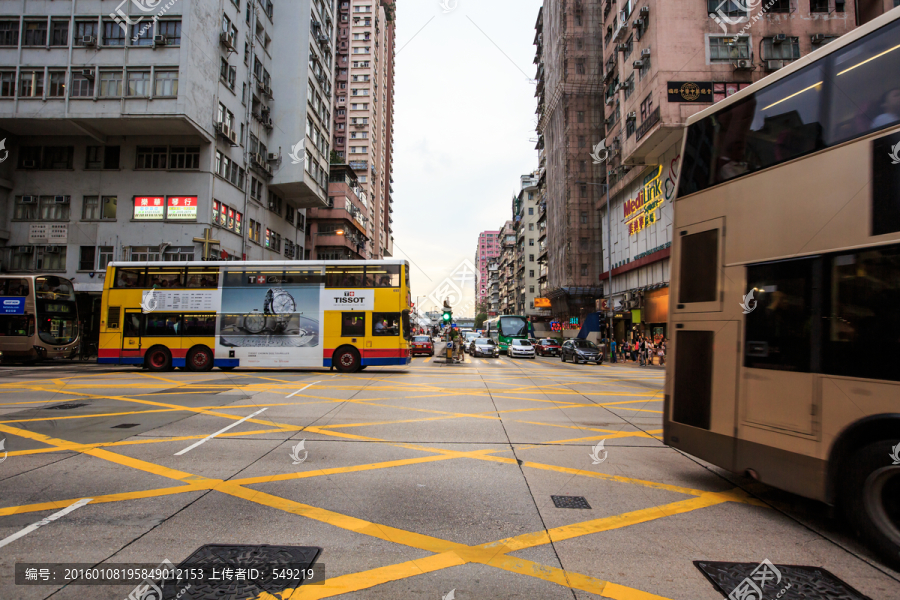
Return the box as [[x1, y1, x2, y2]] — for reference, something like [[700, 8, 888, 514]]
[[474, 313, 488, 329], [330, 150, 344, 164], [475, 300, 490, 316]]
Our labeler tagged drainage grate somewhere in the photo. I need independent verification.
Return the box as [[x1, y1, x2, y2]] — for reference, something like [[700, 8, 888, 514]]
[[160, 544, 321, 599], [551, 495, 591, 509], [45, 403, 88, 410], [111, 423, 140, 429], [694, 561, 872, 600]]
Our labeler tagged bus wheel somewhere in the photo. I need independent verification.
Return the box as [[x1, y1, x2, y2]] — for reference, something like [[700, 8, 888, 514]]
[[334, 346, 361, 373], [187, 346, 213, 372], [844, 440, 900, 569], [145, 347, 172, 372]]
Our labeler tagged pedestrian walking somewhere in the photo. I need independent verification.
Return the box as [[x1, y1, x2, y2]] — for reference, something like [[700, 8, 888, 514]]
[[659, 338, 667, 367], [610, 338, 617, 363], [634, 339, 640, 364]]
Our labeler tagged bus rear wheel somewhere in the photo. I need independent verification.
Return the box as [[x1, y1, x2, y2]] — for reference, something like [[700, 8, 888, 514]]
[[334, 346, 361, 373], [843, 440, 900, 570], [145, 346, 172, 372], [187, 346, 213, 372]]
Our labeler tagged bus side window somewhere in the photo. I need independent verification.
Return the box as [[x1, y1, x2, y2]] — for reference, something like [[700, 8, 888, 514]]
[[146, 267, 185, 289], [341, 313, 365, 337], [145, 313, 181, 336], [373, 313, 400, 336], [124, 313, 142, 337], [115, 268, 145, 288], [186, 268, 219, 288], [372, 265, 400, 287]]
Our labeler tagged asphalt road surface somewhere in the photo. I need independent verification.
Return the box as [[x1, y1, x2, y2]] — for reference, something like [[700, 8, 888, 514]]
[[0, 357, 897, 599]]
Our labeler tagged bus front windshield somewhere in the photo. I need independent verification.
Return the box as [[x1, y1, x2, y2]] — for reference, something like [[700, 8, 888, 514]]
[[35, 277, 78, 345], [499, 316, 528, 338]]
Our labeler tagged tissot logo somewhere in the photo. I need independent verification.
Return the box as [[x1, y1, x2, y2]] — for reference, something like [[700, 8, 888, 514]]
[[335, 295, 365, 303], [344, 292, 355, 297]]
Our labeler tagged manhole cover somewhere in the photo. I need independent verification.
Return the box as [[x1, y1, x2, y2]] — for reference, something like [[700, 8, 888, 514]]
[[160, 544, 321, 599], [695, 561, 872, 600], [111, 423, 140, 429], [45, 403, 88, 410], [551, 495, 591, 509]]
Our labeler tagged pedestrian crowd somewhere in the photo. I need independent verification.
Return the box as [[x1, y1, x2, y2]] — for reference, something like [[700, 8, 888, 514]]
[[609, 335, 666, 366]]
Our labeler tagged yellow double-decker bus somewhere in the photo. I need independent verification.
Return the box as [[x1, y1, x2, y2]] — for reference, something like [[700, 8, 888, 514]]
[[99, 260, 412, 373], [665, 9, 900, 567]]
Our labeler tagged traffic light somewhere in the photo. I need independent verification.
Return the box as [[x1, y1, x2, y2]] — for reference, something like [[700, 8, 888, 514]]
[[442, 310, 452, 322]]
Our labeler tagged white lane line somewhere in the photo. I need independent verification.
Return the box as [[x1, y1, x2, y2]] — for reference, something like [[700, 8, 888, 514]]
[[174, 408, 268, 456], [0, 498, 93, 549], [286, 380, 323, 398]]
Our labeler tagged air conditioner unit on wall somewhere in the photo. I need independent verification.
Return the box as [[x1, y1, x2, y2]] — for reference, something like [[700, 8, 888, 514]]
[[81, 68, 95, 79], [81, 35, 96, 46], [633, 59, 644, 69], [153, 34, 167, 47], [21, 195, 36, 203], [766, 60, 785, 71], [641, 48, 651, 58], [733, 59, 753, 70], [53, 195, 70, 204]]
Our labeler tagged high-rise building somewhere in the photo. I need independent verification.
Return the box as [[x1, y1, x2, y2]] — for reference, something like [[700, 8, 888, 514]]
[[330, 0, 396, 259], [0, 0, 336, 339], [474, 230, 500, 307], [534, 1, 606, 322], [597, 0, 859, 345], [497, 221, 516, 314], [307, 165, 368, 260], [514, 174, 542, 317]]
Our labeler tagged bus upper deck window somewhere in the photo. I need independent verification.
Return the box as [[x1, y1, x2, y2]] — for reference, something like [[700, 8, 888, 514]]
[[146, 267, 185, 289], [186, 268, 219, 288], [371, 265, 400, 287], [115, 268, 145, 288], [0, 278, 29, 296]]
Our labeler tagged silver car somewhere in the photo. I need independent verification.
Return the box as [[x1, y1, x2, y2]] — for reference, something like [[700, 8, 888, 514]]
[[470, 337, 499, 358], [508, 338, 536, 359]]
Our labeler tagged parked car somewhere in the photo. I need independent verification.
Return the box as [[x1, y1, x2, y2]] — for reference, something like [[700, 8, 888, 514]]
[[508, 338, 536, 359], [534, 338, 561, 357], [411, 335, 434, 357], [469, 337, 499, 358], [560, 339, 603, 364]]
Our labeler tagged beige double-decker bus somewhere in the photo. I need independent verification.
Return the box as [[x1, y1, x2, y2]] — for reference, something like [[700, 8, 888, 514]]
[[665, 8, 900, 567]]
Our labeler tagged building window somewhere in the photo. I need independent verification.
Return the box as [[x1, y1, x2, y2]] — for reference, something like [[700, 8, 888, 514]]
[[529, 254, 535, 262], [18, 146, 74, 170], [99, 70, 123, 97], [157, 20, 182, 45], [85, 146, 121, 170], [769, 0, 791, 11], [581, 264, 588, 276], [82, 196, 117, 220], [136, 146, 169, 169], [14, 196, 38, 220], [18, 71, 43, 98], [40, 196, 71, 221], [36, 246, 66, 271], [79, 246, 96, 271], [0, 20, 20, 46], [99, 246, 114, 270], [529, 270, 535, 277], [126, 70, 151, 96], [102, 21, 126, 46], [529, 286, 535, 293], [709, 35, 751, 62], [48, 20, 68, 46], [640, 93, 654, 121], [529, 238, 534, 246], [131, 23, 153, 46], [624, 73, 635, 101], [0, 71, 15, 97], [46, 71, 67, 97], [155, 70, 178, 96], [70, 72, 93, 97], [23, 21, 47, 46], [169, 146, 200, 169], [810, 0, 829, 11], [528, 223, 534, 231], [762, 37, 801, 61], [706, 0, 748, 17], [74, 21, 97, 45]]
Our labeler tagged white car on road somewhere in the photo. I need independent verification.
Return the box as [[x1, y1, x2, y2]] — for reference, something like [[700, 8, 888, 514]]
[[508, 339, 536, 359]]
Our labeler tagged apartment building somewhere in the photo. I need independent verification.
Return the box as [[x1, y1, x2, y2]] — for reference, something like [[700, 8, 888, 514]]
[[496, 221, 516, 315], [513, 173, 543, 318], [0, 0, 336, 334], [597, 0, 859, 344], [487, 261, 500, 316], [534, 2, 606, 322], [331, 0, 395, 259], [307, 164, 368, 259], [474, 229, 500, 307]]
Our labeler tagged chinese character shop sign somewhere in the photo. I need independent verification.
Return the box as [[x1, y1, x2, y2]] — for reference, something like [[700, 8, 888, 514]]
[[133, 196, 164, 220], [551, 318, 580, 331], [624, 165, 664, 236]]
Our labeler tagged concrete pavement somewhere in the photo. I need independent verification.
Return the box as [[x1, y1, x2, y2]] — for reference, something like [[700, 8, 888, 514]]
[[0, 358, 896, 599]]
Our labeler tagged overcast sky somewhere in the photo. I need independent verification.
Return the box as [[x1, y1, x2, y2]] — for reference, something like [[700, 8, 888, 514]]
[[389, 0, 543, 318]]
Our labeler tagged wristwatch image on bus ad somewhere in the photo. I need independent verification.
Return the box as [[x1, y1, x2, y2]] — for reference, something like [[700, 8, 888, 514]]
[[218, 286, 320, 348]]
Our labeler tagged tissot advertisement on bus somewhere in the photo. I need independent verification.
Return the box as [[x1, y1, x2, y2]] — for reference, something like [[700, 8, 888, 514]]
[[217, 270, 323, 367]]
